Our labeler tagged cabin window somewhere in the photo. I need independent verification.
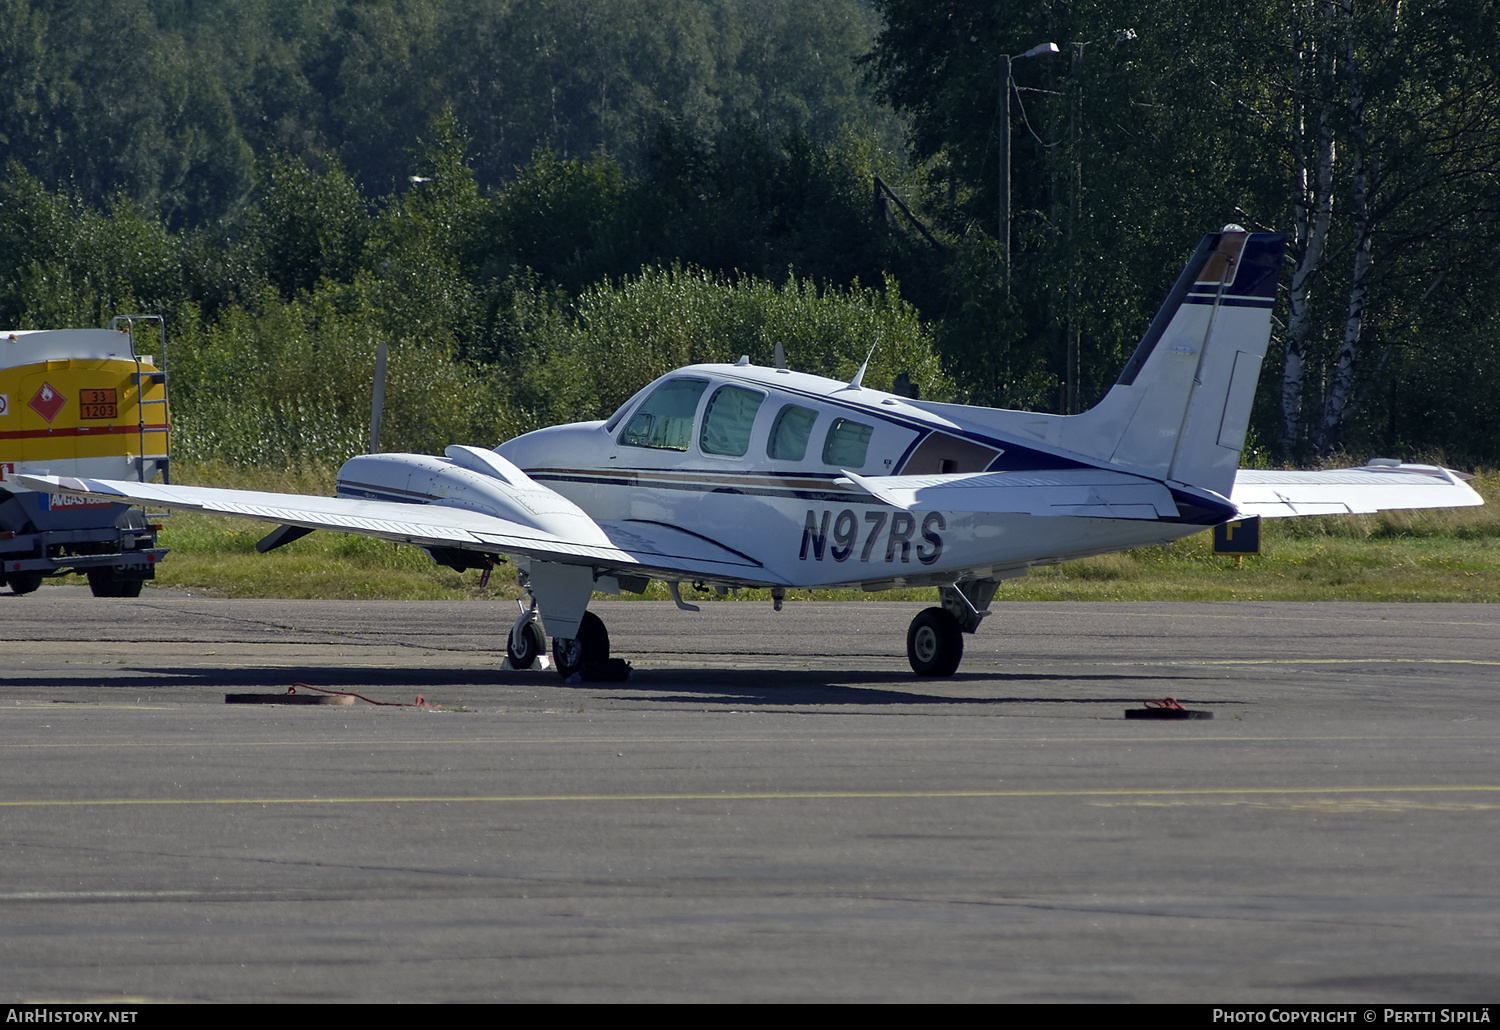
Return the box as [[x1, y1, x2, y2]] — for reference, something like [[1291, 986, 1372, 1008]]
[[822, 417, 874, 468], [767, 404, 818, 461], [618, 377, 709, 451], [896, 432, 1002, 475], [700, 385, 766, 456]]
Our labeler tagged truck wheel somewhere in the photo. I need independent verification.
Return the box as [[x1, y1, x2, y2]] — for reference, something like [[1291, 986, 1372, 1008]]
[[7, 573, 43, 595], [87, 569, 143, 598]]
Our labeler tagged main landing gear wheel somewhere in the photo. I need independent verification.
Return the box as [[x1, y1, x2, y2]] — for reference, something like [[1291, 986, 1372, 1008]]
[[552, 611, 610, 679], [506, 618, 545, 669], [907, 606, 963, 677]]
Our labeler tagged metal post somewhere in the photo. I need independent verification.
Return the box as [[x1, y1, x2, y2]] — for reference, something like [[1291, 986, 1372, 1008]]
[[1000, 54, 1012, 296], [370, 340, 388, 454], [1061, 30, 1131, 413], [1069, 42, 1084, 414]]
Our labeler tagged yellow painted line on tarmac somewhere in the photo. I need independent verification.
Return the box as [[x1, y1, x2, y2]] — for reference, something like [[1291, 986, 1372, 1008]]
[[1089, 797, 1500, 811], [1119, 657, 1500, 667], [4, 784, 1500, 809]]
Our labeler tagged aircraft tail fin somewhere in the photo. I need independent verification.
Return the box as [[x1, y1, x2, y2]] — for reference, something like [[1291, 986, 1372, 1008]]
[[1054, 227, 1285, 497]]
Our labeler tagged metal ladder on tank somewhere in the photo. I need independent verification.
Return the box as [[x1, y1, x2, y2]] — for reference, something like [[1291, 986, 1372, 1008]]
[[109, 315, 170, 484]]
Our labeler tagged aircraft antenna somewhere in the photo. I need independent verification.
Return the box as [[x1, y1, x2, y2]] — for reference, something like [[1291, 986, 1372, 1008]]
[[847, 343, 877, 390]]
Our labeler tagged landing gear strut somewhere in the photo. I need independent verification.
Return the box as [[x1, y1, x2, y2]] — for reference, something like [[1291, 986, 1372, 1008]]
[[907, 607, 963, 677], [552, 611, 610, 679]]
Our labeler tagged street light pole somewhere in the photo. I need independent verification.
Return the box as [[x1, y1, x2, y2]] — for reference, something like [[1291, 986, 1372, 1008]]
[[999, 52, 1011, 295], [1063, 29, 1134, 412], [999, 42, 1059, 295]]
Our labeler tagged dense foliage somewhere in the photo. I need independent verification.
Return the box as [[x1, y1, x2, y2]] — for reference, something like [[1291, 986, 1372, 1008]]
[[0, 0, 896, 216], [3, 0, 1499, 469], [0, 117, 947, 466], [866, 0, 1500, 462]]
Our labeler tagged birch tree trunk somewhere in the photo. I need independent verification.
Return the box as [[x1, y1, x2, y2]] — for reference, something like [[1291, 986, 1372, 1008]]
[[1317, 0, 1400, 454], [1281, 0, 1338, 458]]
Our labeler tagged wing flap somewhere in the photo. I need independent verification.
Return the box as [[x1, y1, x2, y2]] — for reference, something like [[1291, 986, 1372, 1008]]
[[1231, 464, 1484, 518], [841, 468, 1180, 520]]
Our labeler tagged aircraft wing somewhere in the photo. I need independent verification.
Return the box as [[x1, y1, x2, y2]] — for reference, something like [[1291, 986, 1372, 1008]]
[[12, 474, 783, 584], [1230, 463, 1484, 518], [840, 468, 1182, 519]]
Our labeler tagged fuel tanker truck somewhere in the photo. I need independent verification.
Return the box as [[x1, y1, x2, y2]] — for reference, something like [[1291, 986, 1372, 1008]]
[[1, 316, 169, 596]]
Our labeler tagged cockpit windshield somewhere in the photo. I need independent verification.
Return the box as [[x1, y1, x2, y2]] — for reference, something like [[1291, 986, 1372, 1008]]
[[617, 377, 710, 451], [604, 384, 652, 433]]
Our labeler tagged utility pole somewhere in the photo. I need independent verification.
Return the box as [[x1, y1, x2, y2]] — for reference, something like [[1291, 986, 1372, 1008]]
[[1062, 29, 1135, 411]]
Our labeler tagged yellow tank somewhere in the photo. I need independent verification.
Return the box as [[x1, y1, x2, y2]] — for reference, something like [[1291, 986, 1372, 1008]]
[[1, 324, 169, 596], [0, 327, 169, 481]]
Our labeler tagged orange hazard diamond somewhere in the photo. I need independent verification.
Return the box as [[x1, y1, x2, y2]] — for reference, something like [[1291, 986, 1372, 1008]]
[[29, 382, 66, 423]]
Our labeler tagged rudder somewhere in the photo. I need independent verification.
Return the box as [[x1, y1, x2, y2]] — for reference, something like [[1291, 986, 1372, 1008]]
[[1059, 227, 1285, 497]]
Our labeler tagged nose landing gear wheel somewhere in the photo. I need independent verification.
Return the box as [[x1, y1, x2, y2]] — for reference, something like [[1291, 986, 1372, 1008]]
[[506, 618, 545, 669], [907, 606, 963, 677], [553, 611, 610, 679]]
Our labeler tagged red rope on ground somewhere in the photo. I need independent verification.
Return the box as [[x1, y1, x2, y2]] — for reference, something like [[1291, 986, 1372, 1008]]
[[290, 682, 433, 707], [1143, 696, 1186, 710]]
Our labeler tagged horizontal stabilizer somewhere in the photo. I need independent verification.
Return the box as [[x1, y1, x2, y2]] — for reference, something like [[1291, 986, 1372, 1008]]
[[1231, 463, 1483, 518]]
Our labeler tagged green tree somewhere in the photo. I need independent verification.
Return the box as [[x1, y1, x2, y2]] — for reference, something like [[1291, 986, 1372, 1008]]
[[356, 110, 485, 351], [482, 147, 634, 295], [866, 0, 1500, 461], [0, 0, 255, 225], [510, 264, 950, 431], [311, 0, 446, 196], [246, 154, 370, 299], [0, 165, 178, 327]]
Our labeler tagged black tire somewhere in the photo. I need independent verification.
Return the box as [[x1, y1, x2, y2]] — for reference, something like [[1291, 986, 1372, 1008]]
[[506, 619, 545, 669], [87, 569, 143, 598], [552, 611, 610, 679], [907, 606, 963, 677], [8, 572, 43, 595]]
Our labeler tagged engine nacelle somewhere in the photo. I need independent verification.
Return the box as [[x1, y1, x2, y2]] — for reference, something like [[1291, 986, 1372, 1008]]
[[336, 446, 611, 546]]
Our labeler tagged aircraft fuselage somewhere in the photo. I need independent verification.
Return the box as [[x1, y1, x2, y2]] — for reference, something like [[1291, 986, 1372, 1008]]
[[497, 363, 1209, 591]]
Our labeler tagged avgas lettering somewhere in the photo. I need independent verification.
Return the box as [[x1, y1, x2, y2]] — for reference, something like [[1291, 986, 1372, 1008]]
[[41, 493, 113, 511], [799, 508, 944, 566]]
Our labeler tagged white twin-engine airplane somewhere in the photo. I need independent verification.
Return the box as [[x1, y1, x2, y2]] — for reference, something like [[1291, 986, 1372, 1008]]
[[19, 227, 1483, 677]]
